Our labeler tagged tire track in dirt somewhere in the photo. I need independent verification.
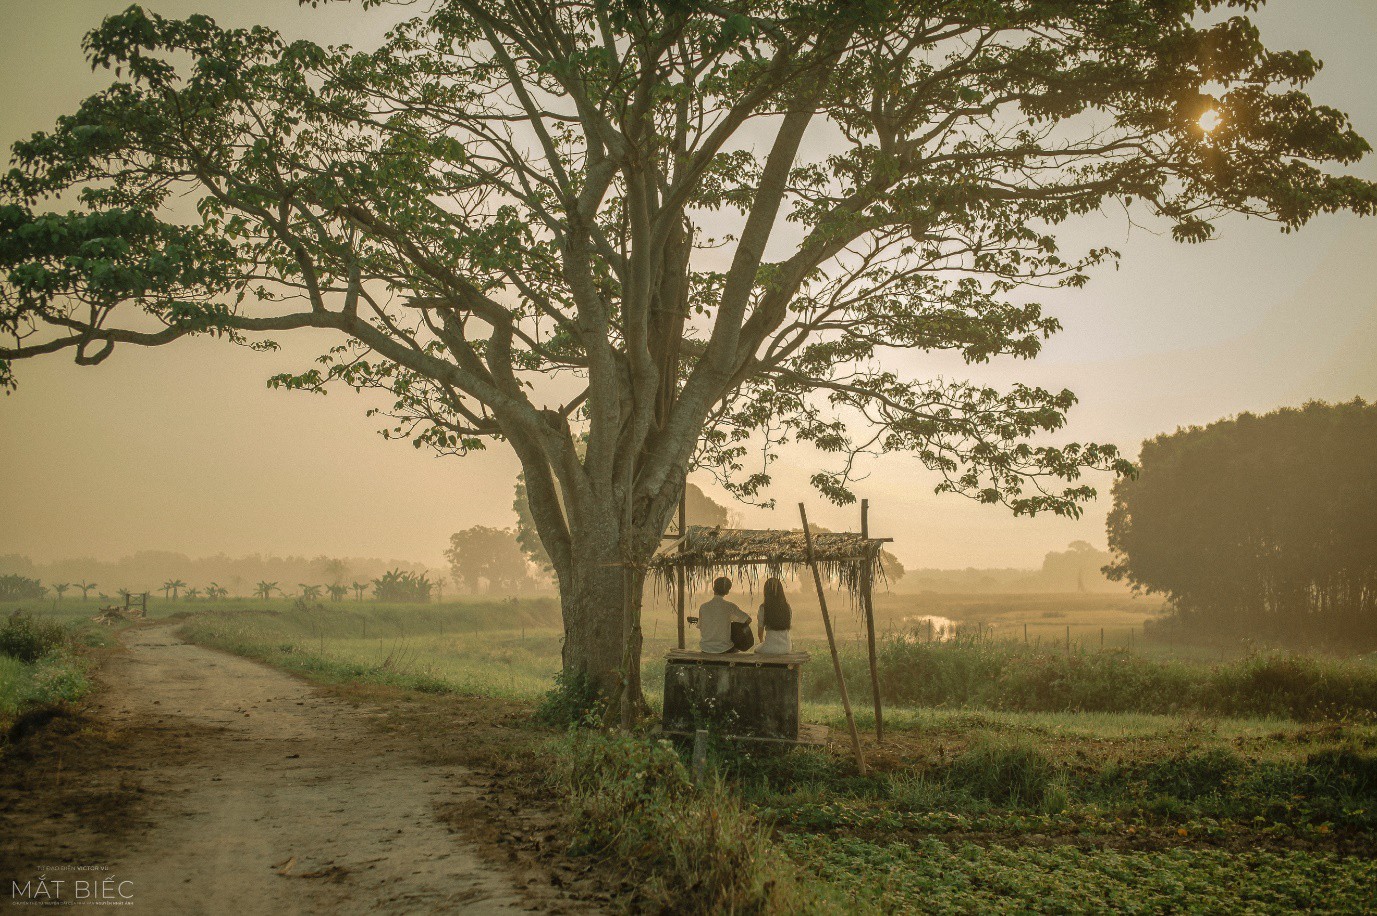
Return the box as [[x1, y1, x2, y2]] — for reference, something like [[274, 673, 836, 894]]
[[6, 624, 561, 914]]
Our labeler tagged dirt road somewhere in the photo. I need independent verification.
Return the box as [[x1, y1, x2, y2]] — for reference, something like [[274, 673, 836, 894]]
[[3, 624, 559, 914]]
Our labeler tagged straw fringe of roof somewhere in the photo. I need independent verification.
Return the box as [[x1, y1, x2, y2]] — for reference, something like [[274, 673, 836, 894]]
[[649, 526, 885, 601]]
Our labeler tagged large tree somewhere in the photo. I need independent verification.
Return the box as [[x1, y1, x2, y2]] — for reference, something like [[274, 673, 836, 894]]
[[1, 2, 1373, 710], [1106, 400, 1377, 648]]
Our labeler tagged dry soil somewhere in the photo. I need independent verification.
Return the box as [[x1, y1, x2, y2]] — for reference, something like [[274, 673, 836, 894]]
[[1, 624, 578, 914]]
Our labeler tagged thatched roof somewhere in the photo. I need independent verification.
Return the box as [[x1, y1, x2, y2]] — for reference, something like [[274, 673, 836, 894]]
[[650, 526, 886, 598]]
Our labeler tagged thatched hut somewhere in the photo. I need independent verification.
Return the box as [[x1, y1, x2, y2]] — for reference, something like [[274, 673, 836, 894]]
[[651, 501, 892, 755], [649, 525, 888, 601]]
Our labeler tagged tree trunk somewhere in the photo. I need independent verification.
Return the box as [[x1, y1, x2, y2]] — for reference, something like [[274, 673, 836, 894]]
[[517, 440, 683, 724], [559, 551, 637, 703]]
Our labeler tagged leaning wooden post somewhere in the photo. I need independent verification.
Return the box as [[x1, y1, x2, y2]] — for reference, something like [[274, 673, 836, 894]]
[[860, 499, 884, 744], [676, 489, 688, 650], [800, 503, 867, 776]]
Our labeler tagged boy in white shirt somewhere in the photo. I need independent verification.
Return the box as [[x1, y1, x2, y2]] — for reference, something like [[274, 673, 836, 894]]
[[696, 577, 751, 653]]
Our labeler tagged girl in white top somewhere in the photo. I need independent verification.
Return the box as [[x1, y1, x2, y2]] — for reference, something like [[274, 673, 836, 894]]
[[756, 576, 793, 654]]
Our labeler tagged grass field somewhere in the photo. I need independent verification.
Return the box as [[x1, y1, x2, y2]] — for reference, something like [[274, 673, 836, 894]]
[[8, 592, 1376, 911]]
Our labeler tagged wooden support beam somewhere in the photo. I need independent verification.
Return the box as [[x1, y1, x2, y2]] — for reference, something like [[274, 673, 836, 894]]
[[861, 499, 884, 744], [800, 503, 867, 776]]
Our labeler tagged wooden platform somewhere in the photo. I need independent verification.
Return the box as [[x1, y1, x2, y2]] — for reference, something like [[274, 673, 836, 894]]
[[665, 648, 811, 667], [658, 722, 829, 747]]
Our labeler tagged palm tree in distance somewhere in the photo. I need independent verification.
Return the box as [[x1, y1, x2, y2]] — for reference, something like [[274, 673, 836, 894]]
[[327, 584, 348, 602], [299, 584, 323, 601], [75, 581, 97, 600], [351, 582, 368, 602], [254, 581, 279, 601], [52, 583, 71, 602], [168, 579, 187, 601], [161, 580, 175, 600], [206, 582, 223, 601], [184, 587, 202, 601]]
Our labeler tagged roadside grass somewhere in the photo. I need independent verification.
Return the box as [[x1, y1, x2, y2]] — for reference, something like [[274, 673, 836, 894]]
[[166, 598, 1377, 913], [178, 602, 565, 699], [0, 613, 94, 739]]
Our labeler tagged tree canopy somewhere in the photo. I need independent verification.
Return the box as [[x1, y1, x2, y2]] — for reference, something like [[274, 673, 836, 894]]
[[1106, 400, 1377, 649], [1, 0, 1372, 700]]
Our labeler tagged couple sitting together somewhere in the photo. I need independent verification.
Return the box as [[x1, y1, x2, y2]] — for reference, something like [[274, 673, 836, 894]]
[[695, 576, 792, 655]]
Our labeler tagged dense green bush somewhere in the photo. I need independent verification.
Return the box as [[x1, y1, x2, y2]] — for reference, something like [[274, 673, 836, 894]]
[[0, 574, 46, 602], [0, 612, 70, 663], [370, 568, 434, 602]]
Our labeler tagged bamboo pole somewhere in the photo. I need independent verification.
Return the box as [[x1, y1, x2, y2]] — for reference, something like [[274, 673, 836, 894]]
[[676, 489, 688, 650], [800, 503, 867, 775], [860, 499, 884, 744]]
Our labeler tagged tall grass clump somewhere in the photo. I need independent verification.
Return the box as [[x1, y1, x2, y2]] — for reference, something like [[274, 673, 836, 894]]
[[992, 651, 1196, 714], [873, 633, 1009, 707], [1209, 653, 1377, 721], [551, 730, 805, 913], [810, 632, 1377, 721], [945, 735, 1063, 809]]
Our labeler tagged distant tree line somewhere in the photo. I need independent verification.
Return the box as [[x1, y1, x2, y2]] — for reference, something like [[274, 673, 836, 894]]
[[0, 552, 441, 600], [888, 542, 1124, 594], [1107, 400, 1377, 649]]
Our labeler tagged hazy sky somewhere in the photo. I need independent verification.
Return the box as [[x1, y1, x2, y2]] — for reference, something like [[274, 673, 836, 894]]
[[1, 1, 1374, 569]]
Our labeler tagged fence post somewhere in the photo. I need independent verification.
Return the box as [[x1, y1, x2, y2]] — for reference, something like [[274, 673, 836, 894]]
[[1066, 624, 1072, 657], [692, 729, 709, 783], [1100, 627, 1105, 651]]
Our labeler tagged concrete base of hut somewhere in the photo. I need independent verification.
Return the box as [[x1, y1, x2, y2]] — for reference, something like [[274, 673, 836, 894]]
[[661, 649, 812, 742]]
